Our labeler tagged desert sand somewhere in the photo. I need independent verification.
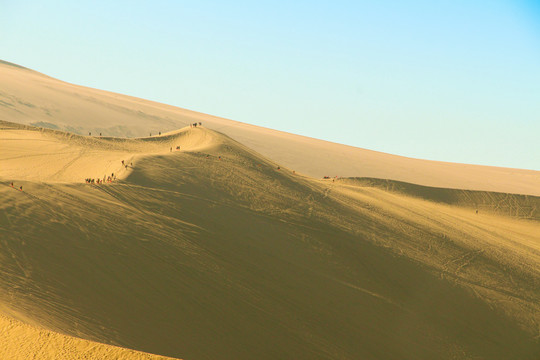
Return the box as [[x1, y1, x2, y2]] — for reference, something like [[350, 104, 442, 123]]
[[1, 60, 540, 359], [0, 313, 178, 360], [1, 117, 539, 359], [1, 59, 539, 196]]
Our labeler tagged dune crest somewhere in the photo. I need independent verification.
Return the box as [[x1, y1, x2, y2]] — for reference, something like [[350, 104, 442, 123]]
[[0, 120, 217, 183], [1, 60, 539, 195]]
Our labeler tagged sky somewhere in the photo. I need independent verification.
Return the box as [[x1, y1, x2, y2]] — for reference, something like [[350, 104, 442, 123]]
[[1, 0, 539, 170]]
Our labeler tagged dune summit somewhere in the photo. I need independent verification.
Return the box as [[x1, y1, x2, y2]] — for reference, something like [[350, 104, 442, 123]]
[[1, 117, 539, 359], [1, 59, 539, 196]]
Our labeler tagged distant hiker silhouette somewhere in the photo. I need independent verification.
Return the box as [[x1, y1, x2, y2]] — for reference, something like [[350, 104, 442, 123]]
[[19, 186, 22, 191]]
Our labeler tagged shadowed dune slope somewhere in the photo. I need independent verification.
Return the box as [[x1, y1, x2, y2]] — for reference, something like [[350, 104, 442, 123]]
[[1, 60, 539, 195], [1, 123, 539, 359]]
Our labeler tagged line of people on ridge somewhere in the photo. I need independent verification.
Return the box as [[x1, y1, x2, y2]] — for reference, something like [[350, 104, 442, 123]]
[[85, 172, 116, 185], [85, 159, 131, 184]]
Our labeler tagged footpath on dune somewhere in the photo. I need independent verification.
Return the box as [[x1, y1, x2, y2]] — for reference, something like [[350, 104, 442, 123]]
[[0, 123, 539, 359]]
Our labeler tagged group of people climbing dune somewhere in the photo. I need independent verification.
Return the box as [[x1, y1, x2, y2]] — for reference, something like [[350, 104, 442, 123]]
[[85, 159, 132, 184], [85, 172, 116, 185]]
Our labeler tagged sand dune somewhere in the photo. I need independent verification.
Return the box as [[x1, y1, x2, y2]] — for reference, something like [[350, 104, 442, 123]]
[[1, 59, 539, 196], [1, 120, 539, 359], [0, 121, 218, 183]]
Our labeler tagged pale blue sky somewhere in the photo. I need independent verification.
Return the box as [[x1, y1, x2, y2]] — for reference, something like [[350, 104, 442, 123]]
[[1, 1, 539, 170]]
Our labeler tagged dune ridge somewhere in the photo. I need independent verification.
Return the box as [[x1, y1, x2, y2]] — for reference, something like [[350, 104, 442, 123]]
[[343, 177, 540, 220], [1, 59, 539, 196], [1, 121, 539, 359]]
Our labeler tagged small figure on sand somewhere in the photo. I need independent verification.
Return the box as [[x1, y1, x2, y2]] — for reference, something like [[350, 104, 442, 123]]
[[19, 186, 23, 191], [10, 182, 13, 187]]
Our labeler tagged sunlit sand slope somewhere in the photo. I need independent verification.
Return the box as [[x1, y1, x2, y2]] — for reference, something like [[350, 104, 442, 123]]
[[0, 120, 217, 182], [1, 60, 539, 195], [1, 123, 538, 359], [0, 314, 179, 360]]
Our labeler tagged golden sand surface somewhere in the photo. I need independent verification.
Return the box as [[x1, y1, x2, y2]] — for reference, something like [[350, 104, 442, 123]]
[[0, 313, 179, 360], [1, 120, 539, 359]]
